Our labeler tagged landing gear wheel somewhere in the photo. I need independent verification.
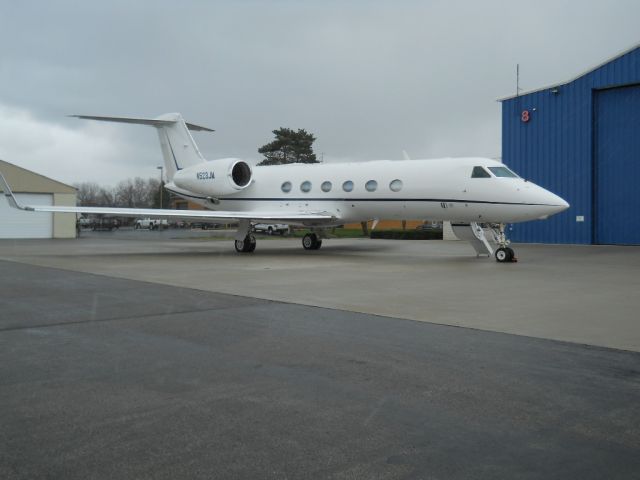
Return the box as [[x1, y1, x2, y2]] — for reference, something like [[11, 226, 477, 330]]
[[247, 236, 257, 252], [495, 247, 513, 263], [302, 233, 315, 250], [302, 233, 322, 250], [235, 235, 257, 253], [505, 247, 516, 262]]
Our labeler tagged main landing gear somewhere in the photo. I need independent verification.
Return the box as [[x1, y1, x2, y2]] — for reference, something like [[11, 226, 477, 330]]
[[491, 223, 517, 263], [234, 232, 322, 253], [234, 220, 325, 254], [302, 233, 322, 250]]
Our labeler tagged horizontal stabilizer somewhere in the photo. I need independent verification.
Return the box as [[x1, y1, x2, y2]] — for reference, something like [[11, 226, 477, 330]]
[[69, 114, 215, 132]]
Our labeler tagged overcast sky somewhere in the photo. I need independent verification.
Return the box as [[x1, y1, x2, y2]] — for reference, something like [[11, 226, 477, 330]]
[[1, 0, 638, 186]]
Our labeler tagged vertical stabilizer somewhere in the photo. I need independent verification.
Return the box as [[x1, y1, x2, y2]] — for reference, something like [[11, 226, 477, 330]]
[[154, 113, 207, 180]]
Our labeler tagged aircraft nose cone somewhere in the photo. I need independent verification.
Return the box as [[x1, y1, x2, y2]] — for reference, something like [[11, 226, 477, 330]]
[[528, 184, 569, 219], [554, 194, 570, 212], [545, 191, 570, 216]]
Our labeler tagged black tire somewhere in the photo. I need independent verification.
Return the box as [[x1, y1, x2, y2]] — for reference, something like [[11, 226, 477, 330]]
[[235, 235, 256, 253], [302, 233, 316, 250], [247, 235, 257, 252], [279, 230, 285, 236], [267, 227, 273, 235], [506, 247, 515, 260], [495, 247, 513, 263], [303, 233, 323, 250]]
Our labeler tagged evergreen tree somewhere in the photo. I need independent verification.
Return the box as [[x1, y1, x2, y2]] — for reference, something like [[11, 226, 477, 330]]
[[258, 128, 318, 165]]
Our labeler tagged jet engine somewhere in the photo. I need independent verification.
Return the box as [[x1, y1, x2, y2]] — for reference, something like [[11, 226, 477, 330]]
[[172, 158, 253, 197]]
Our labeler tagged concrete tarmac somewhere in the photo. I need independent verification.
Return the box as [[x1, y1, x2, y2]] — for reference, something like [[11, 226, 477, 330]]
[[1, 232, 640, 351], [1, 260, 639, 479]]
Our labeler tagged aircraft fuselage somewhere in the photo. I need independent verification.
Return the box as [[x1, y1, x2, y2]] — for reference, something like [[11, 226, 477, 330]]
[[167, 157, 568, 226]]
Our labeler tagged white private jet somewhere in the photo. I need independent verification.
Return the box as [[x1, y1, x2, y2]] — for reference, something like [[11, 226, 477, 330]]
[[0, 113, 569, 262]]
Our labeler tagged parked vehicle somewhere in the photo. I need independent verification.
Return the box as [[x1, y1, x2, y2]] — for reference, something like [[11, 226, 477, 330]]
[[252, 223, 290, 235], [91, 217, 119, 231], [135, 218, 168, 230], [415, 221, 443, 231], [78, 217, 92, 229], [189, 222, 220, 230]]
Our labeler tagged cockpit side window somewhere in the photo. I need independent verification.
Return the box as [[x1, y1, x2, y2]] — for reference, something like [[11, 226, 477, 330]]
[[471, 166, 491, 178], [488, 166, 519, 178]]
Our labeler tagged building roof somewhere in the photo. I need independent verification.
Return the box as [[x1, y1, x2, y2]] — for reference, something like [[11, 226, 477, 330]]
[[498, 42, 640, 101], [0, 159, 76, 194]]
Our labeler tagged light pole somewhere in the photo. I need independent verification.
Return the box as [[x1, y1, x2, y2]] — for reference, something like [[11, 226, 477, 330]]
[[157, 166, 163, 208]]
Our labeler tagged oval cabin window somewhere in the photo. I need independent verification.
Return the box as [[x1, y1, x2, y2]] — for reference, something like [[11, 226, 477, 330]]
[[365, 180, 378, 192], [300, 181, 312, 193], [321, 181, 332, 192], [389, 179, 403, 192], [342, 180, 354, 192], [281, 181, 292, 193]]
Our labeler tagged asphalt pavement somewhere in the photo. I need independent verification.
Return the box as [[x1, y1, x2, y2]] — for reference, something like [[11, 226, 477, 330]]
[[1, 260, 639, 479]]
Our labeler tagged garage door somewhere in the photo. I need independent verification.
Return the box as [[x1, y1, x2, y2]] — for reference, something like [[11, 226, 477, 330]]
[[0, 193, 53, 238], [594, 85, 640, 245]]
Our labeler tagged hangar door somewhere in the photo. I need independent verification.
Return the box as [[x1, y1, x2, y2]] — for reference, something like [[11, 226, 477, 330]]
[[594, 85, 640, 245], [0, 193, 53, 239]]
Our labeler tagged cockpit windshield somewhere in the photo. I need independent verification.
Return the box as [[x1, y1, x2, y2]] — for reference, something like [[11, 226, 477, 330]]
[[488, 166, 519, 178], [471, 166, 491, 178]]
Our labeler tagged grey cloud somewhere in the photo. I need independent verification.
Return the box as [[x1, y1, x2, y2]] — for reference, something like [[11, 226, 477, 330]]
[[1, 0, 638, 184]]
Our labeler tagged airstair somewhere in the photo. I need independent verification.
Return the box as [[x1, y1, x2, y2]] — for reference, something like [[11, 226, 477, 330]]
[[451, 222, 494, 257]]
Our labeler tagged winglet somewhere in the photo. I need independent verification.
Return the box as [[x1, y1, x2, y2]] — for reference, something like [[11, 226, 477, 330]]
[[402, 150, 411, 160], [0, 171, 29, 210]]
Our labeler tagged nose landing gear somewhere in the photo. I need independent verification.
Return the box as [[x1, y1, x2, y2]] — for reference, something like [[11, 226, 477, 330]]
[[495, 246, 516, 263], [491, 223, 517, 263]]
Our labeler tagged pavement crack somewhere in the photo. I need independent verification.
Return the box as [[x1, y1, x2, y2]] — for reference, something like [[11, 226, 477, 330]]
[[0, 304, 250, 333]]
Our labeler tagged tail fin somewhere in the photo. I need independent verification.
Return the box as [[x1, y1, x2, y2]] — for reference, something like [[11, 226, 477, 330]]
[[70, 113, 214, 180]]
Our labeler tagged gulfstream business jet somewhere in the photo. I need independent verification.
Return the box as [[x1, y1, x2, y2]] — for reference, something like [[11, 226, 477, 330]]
[[0, 113, 569, 262]]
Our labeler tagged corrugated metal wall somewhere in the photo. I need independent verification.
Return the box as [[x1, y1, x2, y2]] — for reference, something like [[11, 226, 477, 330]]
[[594, 85, 640, 244], [501, 46, 640, 244]]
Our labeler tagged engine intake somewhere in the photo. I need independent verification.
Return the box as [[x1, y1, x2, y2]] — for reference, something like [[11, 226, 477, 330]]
[[172, 158, 253, 197], [231, 161, 252, 188]]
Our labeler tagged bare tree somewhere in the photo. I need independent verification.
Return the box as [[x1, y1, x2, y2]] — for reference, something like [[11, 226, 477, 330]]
[[76, 177, 163, 208], [74, 182, 103, 206], [114, 177, 145, 207], [97, 186, 115, 206], [146, 178, 161, 207]]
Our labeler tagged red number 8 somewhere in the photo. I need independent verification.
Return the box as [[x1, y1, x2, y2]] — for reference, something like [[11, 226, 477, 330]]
[[521, 110, 530, 122]]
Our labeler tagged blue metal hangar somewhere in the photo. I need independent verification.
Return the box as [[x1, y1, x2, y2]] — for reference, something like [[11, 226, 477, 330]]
[[500, 44, 640, 245]]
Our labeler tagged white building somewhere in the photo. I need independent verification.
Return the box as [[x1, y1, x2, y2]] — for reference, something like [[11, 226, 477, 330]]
[[0, 159, 77, 239]]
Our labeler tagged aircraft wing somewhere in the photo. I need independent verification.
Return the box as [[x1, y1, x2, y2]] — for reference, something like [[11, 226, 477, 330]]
[[1, 172, 335, 224]]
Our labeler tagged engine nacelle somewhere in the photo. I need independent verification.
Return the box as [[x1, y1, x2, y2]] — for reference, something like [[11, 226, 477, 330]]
[[172, 158, 253, 197]]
